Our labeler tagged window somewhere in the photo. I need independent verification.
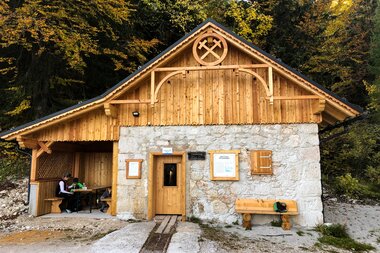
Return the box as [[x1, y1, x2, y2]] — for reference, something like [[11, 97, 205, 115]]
[[251, 150, 273, 175], [163, 163, 177, 186]]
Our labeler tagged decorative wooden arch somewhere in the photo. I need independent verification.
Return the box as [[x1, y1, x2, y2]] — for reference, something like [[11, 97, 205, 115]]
[[105, 30, 324, 113], [153, 70, 186, 103]]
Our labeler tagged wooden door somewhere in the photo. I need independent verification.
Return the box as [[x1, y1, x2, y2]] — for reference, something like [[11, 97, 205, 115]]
[[155, 155, 182, 214]]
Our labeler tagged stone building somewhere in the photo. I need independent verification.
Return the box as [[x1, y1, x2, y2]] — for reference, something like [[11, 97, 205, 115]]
[[0, 19, 362, 227]]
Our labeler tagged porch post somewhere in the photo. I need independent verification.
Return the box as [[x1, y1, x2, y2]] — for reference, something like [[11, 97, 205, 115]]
[[111, 141, 118, 216]]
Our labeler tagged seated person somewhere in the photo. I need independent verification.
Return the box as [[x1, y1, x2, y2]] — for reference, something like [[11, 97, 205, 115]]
[[100, 187, 112, 212], [55, 172, 74, 213], [70, 178, 84, 191]]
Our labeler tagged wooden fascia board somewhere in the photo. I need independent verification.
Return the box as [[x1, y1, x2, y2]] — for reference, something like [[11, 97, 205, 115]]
[[210, 24, 360, 118]]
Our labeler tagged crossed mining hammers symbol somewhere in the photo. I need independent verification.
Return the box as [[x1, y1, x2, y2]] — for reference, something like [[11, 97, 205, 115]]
[[198, 38, 222, 60]]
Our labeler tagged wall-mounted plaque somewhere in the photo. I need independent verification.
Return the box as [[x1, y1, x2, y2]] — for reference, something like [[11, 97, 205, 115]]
[[188, 152, 206, 160], [162, 147, 173, 155], [208, 150, 240, 181], [126, 159, 143, 179]]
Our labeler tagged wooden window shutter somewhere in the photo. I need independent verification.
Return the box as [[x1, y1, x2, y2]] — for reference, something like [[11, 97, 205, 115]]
[[251, 150, 273, 175]]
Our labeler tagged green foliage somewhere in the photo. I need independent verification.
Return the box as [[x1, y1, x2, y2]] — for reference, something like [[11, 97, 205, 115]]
[[187, 215, 202, 224], [315, 224, 375, 252], [369, 0, 380, 120], [296, 230, 305, 236], [224, 0, 273, 47], [318, 236, 375, 252], [315, 223, 349, 238], [321, 121, 380, 178], [270, 219, 282, 227], [335, 173, 362, 198], [0, 142, 30, 183], [0, 0, 158, 129]]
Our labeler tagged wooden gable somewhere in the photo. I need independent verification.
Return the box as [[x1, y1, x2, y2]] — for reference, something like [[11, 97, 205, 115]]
[[1, 20, 361, 143]]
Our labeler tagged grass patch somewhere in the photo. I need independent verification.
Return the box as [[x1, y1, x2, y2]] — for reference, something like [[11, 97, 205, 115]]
[[318, 235, 375, 252], [199, 223, 242, 250], [315, 224, 375, 252], [270, 219, 282, 227], [187, 216, 202, 224], [315, 223, 349, 238], [296, 230, 305, 236]]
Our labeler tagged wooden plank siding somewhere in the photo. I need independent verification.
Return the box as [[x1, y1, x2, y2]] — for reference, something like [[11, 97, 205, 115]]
[[36, 180, 59, 216], [79, 152, 113, 187], [28, 45, 321, 142]]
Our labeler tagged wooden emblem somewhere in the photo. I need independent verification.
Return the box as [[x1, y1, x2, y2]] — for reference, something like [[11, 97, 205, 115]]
[[192, 32, 228, 66]]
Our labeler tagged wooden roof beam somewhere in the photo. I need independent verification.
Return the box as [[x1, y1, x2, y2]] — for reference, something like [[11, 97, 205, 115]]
[[313, 99, 326, 115], [104, 103, 118, 118], [324, 103, 349, 121], [16, 136, 39, 149], [322, 112, 339, 125]]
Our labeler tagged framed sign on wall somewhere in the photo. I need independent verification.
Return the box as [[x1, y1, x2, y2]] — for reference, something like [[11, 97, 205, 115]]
[[208, 150, 240, 180], [126, 159, 143, 179]]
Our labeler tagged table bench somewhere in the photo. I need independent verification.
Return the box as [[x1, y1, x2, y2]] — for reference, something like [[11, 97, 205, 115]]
[[45, 197, 64, 213], [101, 197, 112, 214], [235, 199, 298, 230]]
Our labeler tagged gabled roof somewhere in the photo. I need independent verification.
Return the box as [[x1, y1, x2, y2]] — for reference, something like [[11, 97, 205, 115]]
[[0, 19, 362, 140]]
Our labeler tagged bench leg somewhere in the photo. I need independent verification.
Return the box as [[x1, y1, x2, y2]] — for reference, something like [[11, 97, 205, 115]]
[[242, 213, 252, 230], [105, 200, 112, 215], [281, 215, 291, 230], [51, 200, 63, 213]]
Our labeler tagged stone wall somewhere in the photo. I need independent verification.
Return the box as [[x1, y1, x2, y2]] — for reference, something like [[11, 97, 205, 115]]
[[117, 124, 323, 227]]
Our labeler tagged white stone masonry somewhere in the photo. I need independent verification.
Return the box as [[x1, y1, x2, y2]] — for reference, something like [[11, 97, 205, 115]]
[[117, 124, 323, 227]]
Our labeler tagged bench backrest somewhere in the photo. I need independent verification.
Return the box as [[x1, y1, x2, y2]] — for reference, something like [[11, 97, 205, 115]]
[[235, 199, 298, 213]]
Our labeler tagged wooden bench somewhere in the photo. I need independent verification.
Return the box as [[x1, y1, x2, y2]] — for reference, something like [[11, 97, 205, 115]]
[[235, 199, 298, 230], [45, 197, 64, 213], [101, 197, 112, 214]]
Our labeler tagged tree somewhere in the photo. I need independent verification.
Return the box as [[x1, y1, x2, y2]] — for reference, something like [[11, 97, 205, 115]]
[[0, 0, 158, 129], [369, 0, 380, 119], [299, 0, 375, 107]]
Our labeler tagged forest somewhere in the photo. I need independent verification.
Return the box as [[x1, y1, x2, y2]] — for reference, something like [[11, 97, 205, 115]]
[[0, 0, 379, 200]]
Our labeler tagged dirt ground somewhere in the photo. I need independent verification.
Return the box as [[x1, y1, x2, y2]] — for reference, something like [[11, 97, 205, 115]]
[[0, 179, 378, 252], [0, 216, 128, 253]]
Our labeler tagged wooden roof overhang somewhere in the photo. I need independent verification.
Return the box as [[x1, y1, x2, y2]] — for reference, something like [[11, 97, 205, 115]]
[[0, 19, 362, 143]]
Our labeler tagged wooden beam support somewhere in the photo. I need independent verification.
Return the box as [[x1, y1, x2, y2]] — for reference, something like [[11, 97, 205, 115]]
[[153, 70, 185, 104], [239, 68, 271, 97], [324, 103, 349, 121], [104, 103, 118, 118], [322, 112, 338, 125], [16, 136, 39, 149], [30, 149, 38, 182], [265, 95, 321, 100], [313, 99, 326, 115], [36, 141, 54, 158], [109, 100, 152, 105], [155, 64, 269, 72], [268, 66, 274, 104], [151, 71, 155, 105], [51, 142, 79, 152], [111, 141, 118, 216]]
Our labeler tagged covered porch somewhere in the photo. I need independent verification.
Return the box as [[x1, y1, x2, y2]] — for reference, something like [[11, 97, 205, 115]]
[[26, 141, 118, 216]]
